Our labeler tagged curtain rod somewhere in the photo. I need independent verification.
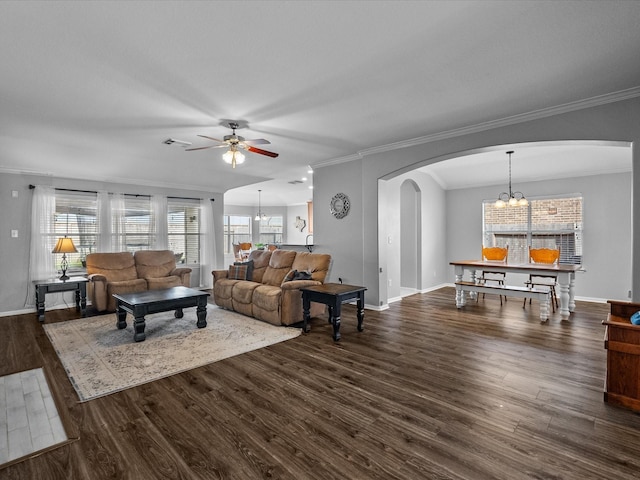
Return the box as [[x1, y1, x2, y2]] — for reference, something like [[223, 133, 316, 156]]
[[28, 184, 211, 201]]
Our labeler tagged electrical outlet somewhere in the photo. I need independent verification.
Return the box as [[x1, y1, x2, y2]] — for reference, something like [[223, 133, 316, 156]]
[[388, 279, 392, 286]]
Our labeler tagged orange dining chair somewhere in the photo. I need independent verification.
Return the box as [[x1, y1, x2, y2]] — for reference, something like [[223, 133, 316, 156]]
[[239, 242, 252, 261], [267, 244, 278, 252], [524, 247, 560, 312], [232, 243, 243, 262], [478, 245, 509, 304]]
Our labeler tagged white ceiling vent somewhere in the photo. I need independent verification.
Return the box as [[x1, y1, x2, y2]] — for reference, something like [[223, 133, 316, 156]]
[[163, 138, 192, 147]]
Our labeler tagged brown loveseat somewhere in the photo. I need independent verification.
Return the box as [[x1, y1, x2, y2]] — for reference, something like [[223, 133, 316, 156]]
[[86, 250, 192, 312], [212, 249, 331, 326]]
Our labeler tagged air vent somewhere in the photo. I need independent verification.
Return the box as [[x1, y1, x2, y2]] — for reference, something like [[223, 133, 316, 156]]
[[288, 180, 303, 184], [163, 138, 192, 147]]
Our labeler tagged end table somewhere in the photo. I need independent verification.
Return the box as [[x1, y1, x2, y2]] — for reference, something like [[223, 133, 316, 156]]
[[34, 276, 88, 322], [300, 283, 366, 341]]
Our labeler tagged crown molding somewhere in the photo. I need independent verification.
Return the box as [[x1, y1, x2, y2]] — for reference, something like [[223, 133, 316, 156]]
[[312, 86, 640, 168], [0, 167, 221, 195]]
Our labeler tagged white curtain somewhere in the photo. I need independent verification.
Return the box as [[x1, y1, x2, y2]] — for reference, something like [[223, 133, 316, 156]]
[[96, 191, 111, 252], [151, 194, 168, 250], [25, 185, 56, 307], [199, 198, 217, 288], [110, 193, 126, 252]]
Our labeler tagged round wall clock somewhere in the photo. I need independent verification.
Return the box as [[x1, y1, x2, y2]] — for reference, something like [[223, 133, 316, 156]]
[[330, 193, 350, 219]]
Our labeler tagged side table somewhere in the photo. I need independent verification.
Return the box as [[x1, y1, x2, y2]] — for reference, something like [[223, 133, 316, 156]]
[[34, 276, 88, 322], [300, 283, 367, 341]]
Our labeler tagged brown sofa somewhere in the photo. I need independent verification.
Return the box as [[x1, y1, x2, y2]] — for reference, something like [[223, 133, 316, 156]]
[[86, 250, 192, 312], [212, 249, 331, 326]]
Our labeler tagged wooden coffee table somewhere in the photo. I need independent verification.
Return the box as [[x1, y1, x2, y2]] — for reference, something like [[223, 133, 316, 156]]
[[113, 286, 210, 342], [300, 283, 366, 341]]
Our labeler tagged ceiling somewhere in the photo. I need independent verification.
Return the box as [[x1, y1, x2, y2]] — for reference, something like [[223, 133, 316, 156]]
[[1, 1, 638, 206]]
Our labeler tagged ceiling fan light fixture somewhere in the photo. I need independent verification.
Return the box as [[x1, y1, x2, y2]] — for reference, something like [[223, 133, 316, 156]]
[[222, 148, 245, 168]]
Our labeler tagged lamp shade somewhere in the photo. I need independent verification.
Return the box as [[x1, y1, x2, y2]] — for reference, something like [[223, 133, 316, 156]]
[[52, 236, 78, 254]]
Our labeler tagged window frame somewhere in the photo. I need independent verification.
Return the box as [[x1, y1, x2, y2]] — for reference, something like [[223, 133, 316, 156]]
[[223, 215, 252, 254], [482, 193, 583, 265]]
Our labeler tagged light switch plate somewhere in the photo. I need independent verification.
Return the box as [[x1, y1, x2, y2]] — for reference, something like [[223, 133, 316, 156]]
[[11, 230, 18, 238]]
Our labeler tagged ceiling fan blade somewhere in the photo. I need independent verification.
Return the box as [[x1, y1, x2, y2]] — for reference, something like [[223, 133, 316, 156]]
[[185, 145, 216, 151], [197, 134, 226, 144], [241, 138, 271, 146], [246, 145, 279, 158]]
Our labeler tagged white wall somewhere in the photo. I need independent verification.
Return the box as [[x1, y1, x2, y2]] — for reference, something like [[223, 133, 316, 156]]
[[382, 170, 447, 303], [286, 204, 311, 244]]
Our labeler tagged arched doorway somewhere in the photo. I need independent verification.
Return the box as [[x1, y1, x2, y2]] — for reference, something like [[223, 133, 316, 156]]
[[400, 179, 421, 295]]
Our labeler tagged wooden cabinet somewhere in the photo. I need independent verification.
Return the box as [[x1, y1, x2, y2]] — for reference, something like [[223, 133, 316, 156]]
[[603, 300, 640, 412]]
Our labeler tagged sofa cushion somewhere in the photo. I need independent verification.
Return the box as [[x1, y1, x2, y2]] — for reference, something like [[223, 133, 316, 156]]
[[134, 250, 176, 279], [291, 252, 331, 283], [106, 278, 148, 311], [252, 284, 283, 325], [86, 252, 137, 282], [247, 250, 271, 283], [213, 278, 240, 310], [146, 275, 183, 290], [262, 250, 297, 286], [231, 281, 261, 317]]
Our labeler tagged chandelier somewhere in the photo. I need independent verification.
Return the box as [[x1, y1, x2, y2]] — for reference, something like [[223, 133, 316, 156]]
[[254, 189, 267, 221], [495, 150, 528, 208]]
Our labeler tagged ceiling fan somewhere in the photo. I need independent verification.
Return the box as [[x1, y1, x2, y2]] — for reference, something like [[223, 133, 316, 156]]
[[186, 122, 278, 168]]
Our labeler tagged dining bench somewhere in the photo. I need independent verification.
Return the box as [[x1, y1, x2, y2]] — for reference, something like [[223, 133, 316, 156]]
[[455, 281, 551, 321]]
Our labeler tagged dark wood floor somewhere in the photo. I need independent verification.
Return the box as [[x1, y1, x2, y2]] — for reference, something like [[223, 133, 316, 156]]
[[2, 287, 640, 479]]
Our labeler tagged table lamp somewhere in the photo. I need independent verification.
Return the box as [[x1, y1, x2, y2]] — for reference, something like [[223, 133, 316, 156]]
[[52, 236, 77, 280]]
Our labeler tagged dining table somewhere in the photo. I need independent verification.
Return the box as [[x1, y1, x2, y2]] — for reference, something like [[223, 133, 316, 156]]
[[449, 260, 583, 320]]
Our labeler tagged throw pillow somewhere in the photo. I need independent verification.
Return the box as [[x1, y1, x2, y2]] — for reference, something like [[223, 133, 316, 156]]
[[283, 269, 297, 283], [293, 270, 312, 280], [234, 260, 254, 281], [228, 264, 248, 280]]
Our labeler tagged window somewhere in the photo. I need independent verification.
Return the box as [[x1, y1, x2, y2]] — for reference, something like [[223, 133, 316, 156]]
[[53, 190, 98, 271], [223, 215, 252, 254], [52, 191, 203, 267], [168, 198, 200, 265], [482, 194, 583, 265], [258, 215, 283, 245], [119, 195, 154, 252]]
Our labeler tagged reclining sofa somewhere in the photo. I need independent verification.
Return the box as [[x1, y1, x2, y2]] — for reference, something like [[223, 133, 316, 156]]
[[86, 250, 192, 312], [212, 249, 331, 326]]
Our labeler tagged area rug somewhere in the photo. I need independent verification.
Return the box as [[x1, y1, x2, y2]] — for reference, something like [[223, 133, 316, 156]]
[[43, 305, 301, 402]]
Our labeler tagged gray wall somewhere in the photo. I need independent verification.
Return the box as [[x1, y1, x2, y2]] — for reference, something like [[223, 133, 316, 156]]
[[314, 96, 640, 308], [313, 159, 364, 285], [0, 172, 224, 315]]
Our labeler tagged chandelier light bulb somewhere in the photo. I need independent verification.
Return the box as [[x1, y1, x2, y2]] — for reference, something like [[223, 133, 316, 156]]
[[494, 150, 526, 208]]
